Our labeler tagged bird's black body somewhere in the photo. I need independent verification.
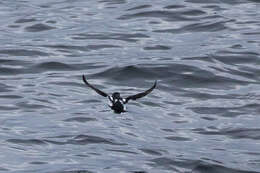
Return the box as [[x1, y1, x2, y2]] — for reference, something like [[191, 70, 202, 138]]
[[82, 75, 157, 113], [110, 98, 125, 113]]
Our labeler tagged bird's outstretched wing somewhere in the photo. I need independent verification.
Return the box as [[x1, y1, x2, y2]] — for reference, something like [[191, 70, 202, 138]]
[[82, 75, 108, 97], [124, 81, 157, 103]]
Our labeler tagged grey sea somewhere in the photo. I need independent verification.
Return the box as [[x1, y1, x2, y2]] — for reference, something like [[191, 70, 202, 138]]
[[1, 0, 260, 173]]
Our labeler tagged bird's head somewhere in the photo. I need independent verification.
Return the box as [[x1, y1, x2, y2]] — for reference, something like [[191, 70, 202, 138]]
[[112, 92, 121, 100]]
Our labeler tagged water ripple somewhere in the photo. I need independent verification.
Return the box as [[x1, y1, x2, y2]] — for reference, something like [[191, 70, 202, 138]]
[[154, 21, 228, 33], [0, 49, 49, 56], [25, 23, 56, 32], [7, 139, 47, 146], [118, 10, 198, 21], [71, 33, 149, 42], [45, 135, 126, 146], [193, 127, 260, 140]]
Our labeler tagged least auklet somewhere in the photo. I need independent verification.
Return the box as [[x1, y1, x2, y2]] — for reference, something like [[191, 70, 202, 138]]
[[82, 75, 157, 113]]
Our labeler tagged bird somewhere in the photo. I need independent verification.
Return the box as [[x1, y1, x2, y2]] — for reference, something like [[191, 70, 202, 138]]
[[82, 75, 157, 113]]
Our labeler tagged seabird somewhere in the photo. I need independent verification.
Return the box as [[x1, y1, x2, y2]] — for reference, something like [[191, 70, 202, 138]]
[[82, 75, 157, 113]]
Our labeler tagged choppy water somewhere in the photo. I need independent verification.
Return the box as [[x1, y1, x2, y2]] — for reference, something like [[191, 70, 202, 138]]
[[1, 0, 260, 173]]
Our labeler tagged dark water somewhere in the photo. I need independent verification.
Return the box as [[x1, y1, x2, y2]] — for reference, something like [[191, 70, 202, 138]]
[[1, 0, 260, 172]]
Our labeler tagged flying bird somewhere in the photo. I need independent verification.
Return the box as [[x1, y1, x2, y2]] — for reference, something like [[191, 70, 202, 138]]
[[82, 75, 157, 113]]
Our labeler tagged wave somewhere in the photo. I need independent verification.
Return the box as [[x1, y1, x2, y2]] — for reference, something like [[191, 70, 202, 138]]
[[25, 23, 56, 32], [7, 139, 47, 146], [89, 63, 254, 90]]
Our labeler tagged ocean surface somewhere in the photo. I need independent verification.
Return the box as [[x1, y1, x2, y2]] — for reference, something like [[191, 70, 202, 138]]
[[1, 0, 260, 173]]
